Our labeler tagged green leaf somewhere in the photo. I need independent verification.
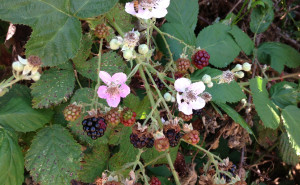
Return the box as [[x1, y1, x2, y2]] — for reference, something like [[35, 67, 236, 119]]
[[228, 25, 254, 55], [257, 42, 300, 72], [78, 144, 109, 183], [142, 145, 179, 165], [249, 77, 280, 129], [196, 23, 241, 68], [0, 84, 31, 108], [282, 105, 300, 155], [0, 97, 53, 132], [123, 94, 151, 119], [256, 123, 277, 149], [31, 68, 75, 108], [25, 125, 82, 185], [0, 0, 117, 66], [75, 51, 126, 81], [191, 67, 246, 103], [270, 82, 299, 109], [215, 102, 254, 136], [105, 3, 134, 33], [108, 126, 138, 174], [159, 23, 196, 61], [71, 88, 108, 107], [0, 125, 24, 185], [166, 0, 199, 30], [52, 103, 68, 126], [279, 133, 299, 166], [250, 0, 274, 34]]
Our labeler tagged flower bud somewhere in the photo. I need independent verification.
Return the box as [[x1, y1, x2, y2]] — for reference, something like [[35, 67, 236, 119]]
[[109, 39, 120, 50], [202, 74, 211, 84], [241, 98, 247, 105], [164, 92, 172, 102], [31, 72, 41, 81], [138, 44, 149, 55], [242, 62, 251, 72], [207, 82, 214, 88], [123, 49, 133, 60], [12, 61, 24, 72], [232, 64, 242, 72], [171, 97, 176, 102], [235, 71, 244, 78]]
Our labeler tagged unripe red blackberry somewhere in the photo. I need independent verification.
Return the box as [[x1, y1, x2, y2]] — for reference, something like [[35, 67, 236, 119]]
[[178, 111, 193, 121], [94, 23, 110, 39], [105, 108, 120, 127], [149, 177, 161, 185], [63, 104, 82, 121], [176, 58, 190, 73], [183, 130, 200, 145], [121, 108, 137, 127], [192, 50, 210, 69], [154, 138, 169, 152], [82, 116, 107, 140]]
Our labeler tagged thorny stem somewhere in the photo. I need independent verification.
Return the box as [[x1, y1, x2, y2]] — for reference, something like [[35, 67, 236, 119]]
[[166, 150, 181, 185], [239, 72, 300, 86], [93, 39, 103, 110], [143, 97, 162, 126], [74, 70, 83, 89]]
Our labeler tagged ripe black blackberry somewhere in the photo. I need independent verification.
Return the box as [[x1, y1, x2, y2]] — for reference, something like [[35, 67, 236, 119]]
[[163, 129, 181, 147], [192, 50, 210, 69], [153, 76, 165, 90], [130, 124, 154, 148], [82, 116, 107, 140], [192, 109, 203, 117]]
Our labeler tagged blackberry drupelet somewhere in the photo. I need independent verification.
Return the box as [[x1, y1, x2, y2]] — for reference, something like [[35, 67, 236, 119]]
[[82, 117, 107, 140]]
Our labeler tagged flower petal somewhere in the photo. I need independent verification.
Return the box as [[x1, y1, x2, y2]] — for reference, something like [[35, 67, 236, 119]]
[[174, 78, 191, 92], [99, 71, 112, 85], [18, 55, 28, 65], [106, 95, 121, 108], [31, 66, 39, 75], [178, 102, 193, 115], [119, 84, 130, 98], [125, 2, 137, 16], [112, 72, 127, 85], [188, 81, 205, 95], [22, 65, 33, 75], [97, 85, 108, 99], [135, 8, 153, 19], [176, 93, 183, 105], [151, 7, 168, 18], [157, 0, 170, 8], [190, 97, 206, 110]]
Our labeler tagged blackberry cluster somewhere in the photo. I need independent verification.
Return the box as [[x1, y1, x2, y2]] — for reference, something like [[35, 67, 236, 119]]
[[176, 58, 190, 73], [94, 23, 110, 39], [149, 177, 161, 185], [220, 164, 237, 182], [121, 108, 137, 127], [63, 104, 81, 121], [82, 117, 107, 140], [130, 133, 154, 148], [164, 129, 181, 147], [192, 50, 210, 69]]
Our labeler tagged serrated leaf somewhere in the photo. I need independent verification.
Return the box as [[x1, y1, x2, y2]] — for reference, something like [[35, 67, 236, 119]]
[[250, 0, 274, 34], [52, 103, 68, 126], [0, 97, 53, 132], [257, 42, 300, 72], [270, 82, 299, 109], [68, 114, 110, 146], [228, 25, 254, 55], [215, 102, 254, 136], [196, 23, 241, 68], [78, 144, 109, 183], [25, 124, 82, 185], [166, 0, 199, 30], [31, 68, 75, 108], [106, 3, 134, 33], [108, 126, 138, 174], [249, 77, 280, 129], [123, 94, 151, 119], [256, 123, 277, 149], [142, 145, 179, 165], [0, 0, 117, 66], [279, 133, 299, 166], [75, 51, 126, 81], [282, 105, 300, 155], [0, 125, 24, 185], [159, 23, 196, 61], [71, 88, 108, 108], [191, 67, 246, 103], [0, 84, 31, 108]]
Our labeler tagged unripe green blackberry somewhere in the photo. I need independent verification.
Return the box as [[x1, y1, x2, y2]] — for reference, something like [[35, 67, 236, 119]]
[[105, 108, 121, 127], [63, 104, 82, 121], [176, 58, 190, 73], [94, 23, 110, 39]]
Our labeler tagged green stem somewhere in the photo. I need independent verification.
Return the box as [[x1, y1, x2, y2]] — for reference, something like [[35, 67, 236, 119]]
[[166, 150, 181, 185], [74, 70, 83, 89], [137, 161, 150, 185], [137, 61, 163, 128], [132, 149, 144, 171], [93, 39, 104, 110], [232, 0, 249, 24], [106, 13, 125, 37], [143, 97, 162, 126], [239, 72, 300, 86]]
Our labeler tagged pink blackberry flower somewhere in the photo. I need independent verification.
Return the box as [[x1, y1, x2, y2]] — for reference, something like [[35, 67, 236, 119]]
[[97, 71, 130, 107]]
